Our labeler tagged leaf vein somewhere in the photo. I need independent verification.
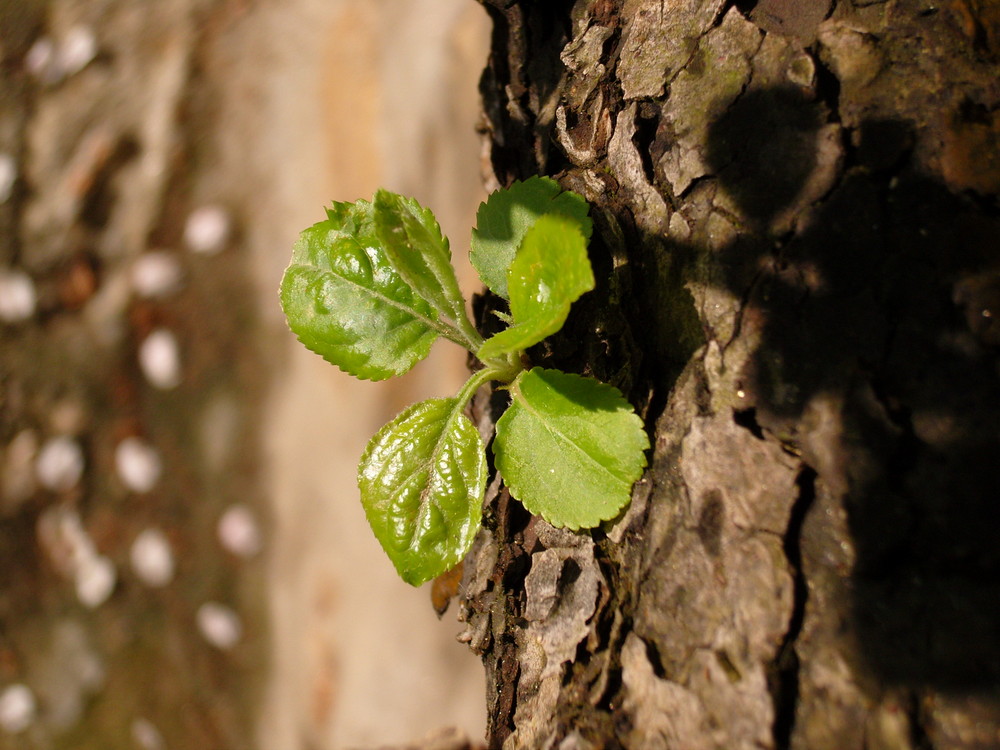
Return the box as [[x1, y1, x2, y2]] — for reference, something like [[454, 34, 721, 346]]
[[511, 381, 629, 487], [294, 260, 439, 332]]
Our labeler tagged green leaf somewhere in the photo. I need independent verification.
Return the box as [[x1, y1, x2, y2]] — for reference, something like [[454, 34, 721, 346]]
[[280, 201, 439, 381], [494, 368, 648, 530], [358, 397, 487, 586], [477, 214, 594, 361], [471, 176, 592, 299], [373, 189, 480, 350]]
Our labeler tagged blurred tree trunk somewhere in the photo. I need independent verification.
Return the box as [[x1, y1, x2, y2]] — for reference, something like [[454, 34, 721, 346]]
[[1, 3, 266, 749], [462, 1, 1000, 748]]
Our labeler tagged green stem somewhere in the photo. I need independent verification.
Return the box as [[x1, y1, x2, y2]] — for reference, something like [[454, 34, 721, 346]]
[[454, 366, 502, 410], [479, 354, 524, 385], [458, 316, 485, 352], [433, 312, 484, 354], [435, 322, 477, 350]]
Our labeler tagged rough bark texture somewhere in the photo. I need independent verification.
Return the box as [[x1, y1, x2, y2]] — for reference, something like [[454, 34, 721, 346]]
[[461, 1, 1000, 748]]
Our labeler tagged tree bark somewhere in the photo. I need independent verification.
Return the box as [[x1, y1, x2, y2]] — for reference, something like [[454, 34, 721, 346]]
[[460, 1, 1000, 748]]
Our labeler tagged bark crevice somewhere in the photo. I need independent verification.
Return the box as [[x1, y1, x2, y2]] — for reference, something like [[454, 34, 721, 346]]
[[470, 1, 1000, 747], [769, 465, 816, 750]]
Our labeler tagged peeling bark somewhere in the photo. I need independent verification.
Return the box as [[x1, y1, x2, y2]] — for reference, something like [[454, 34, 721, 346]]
[[465, 1, 1000, 748]]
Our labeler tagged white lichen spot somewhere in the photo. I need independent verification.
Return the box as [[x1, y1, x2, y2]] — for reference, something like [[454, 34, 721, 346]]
[[36, 436, 84, 492], [2, 430, 38, 509], [0, 269, 37, 323], [197, 602, 242, 650], [37, 620, 107, 730], [37, 508, 116, 607], [217, 504, 261, 558], [26, 27, 96, 83], [0, 153, 16, 204], [76, 555, 116, 608], [184, 205, 231, 255], [0, 684, 36, 734], [131, 251, 183, 299], [130, 528, 174, 587], [200, 394, 239, 472], [131, 717, 165, 750], [25, 36, 56, 81], [59, 26, 97, 77], [139, 329, 181, 390], [37, 507, 89, 575], [115, 437, 162, 493], [786, 51, 816, 89]]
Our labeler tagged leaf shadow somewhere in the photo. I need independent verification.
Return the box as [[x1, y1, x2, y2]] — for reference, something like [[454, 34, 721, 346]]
[[694, 84, 1000, 691]]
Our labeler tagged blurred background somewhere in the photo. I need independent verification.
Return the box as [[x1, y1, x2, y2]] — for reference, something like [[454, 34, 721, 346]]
[[0, 0, 490, 748]]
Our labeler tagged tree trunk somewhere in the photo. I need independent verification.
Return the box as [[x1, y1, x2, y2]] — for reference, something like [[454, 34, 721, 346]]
[[461, 2, 1000, 748]]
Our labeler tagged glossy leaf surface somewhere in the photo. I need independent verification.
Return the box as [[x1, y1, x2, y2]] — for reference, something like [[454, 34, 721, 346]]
[[373, 189, 478, 348], [358, 398, 486, 586], [477, 214, 594, 361], [471, 176, 592, 299], [280, 201, 438, 381], [494, 368, 649, 530]]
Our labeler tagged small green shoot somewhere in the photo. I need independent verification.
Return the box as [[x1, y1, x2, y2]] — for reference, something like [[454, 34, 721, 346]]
[[280, 178, 649, 586]]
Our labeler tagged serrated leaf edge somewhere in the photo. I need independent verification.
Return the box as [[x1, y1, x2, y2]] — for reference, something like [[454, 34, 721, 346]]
[[476, 215, 594, 361], [373, 189, 482, 351], [280, 232, 441, 381], [284, 259, 442, 333], [470, 176, 593, 299], [495, 368, 649, 531], [357, 367, 496, 584]]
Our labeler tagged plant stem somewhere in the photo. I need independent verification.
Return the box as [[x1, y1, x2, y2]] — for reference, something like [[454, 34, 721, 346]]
[[478, 354, 524, 385], [455, 366, 504, 409]]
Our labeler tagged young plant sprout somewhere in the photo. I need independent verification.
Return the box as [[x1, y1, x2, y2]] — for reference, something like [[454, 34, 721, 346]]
[[280, 177, 649, 585]]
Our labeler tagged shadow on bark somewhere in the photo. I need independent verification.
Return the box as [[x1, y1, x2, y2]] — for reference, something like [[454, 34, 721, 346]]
[[702, 85, 1000, 691]]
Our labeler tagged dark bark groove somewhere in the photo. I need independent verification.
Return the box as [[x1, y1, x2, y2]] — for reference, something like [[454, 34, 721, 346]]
[[769, 465, 815, 750]]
